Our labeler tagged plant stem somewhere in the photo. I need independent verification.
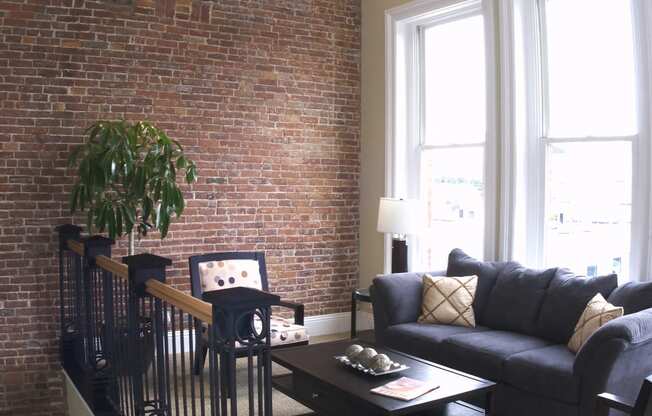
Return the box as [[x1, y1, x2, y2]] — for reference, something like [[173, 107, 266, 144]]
[[128, 228, 135, 256]]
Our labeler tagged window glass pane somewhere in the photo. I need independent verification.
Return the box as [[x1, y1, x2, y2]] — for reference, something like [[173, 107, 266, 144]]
[[544, 141, 631, 277], [544, 0, 637, 137], [420, 146, 484, 270], [423, 15, 486, 145]]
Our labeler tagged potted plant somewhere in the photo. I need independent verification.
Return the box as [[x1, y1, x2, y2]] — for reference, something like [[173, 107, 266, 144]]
[[68, 120, 197, 254]]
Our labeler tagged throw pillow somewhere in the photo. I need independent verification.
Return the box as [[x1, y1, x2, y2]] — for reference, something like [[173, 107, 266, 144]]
[[418, 274, 478, 328], [568, 293, 624, 353]]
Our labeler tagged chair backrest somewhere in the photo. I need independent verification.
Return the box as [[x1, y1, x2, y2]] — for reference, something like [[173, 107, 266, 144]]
[[188, 252, 270, 299], [632, 375, 652, 416]]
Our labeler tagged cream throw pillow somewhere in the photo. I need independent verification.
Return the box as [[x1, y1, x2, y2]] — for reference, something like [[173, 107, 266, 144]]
[[418, 274, 477, 328], [568, 293, 624, 353]]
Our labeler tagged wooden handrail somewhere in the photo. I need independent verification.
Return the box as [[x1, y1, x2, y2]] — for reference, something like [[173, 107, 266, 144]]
[[145, 279, 213, 324], [67, 239, 84, 256], [96, 255, 129, 280]]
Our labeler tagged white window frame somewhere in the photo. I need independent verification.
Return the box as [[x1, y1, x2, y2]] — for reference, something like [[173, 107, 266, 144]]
[[385, 0, 652, 280], [385, 0, 499, 273], [514, 0, 652, 280]]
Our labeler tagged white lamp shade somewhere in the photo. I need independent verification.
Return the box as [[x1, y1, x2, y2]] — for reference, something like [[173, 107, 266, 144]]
[[377, 197, 423, 235]]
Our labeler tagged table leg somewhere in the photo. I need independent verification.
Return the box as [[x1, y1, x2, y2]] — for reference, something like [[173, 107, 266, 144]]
[[485, 391, 494, 415], [350, 292, 357, 339]]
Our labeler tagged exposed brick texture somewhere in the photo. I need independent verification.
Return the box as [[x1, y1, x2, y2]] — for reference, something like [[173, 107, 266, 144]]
[[0, 0, 361, 414]]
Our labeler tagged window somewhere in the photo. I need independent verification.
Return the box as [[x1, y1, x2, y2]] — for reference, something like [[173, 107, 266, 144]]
[[386, 0, 651, 278], [419, 12, 489, 269], [538, 0, 639, 277]]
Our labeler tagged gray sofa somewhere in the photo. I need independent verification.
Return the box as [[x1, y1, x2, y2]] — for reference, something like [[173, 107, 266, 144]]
[[370, 249, 652, 416]]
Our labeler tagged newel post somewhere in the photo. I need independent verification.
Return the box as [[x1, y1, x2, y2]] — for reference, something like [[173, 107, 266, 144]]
[[122, 253, 172, 416], [202, 287, 280, 416]]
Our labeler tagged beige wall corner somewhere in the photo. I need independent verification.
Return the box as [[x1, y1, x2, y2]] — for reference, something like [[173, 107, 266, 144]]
[[360, 0, 413, 292], [63, 370, 94, 416]]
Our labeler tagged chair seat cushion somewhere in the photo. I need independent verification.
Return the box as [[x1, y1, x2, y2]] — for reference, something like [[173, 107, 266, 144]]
[[202, 317, 308, 348], [504, 345, 579, 404], [268, 317, 309, 346], [440, 330, 552, 381], [383, 322, 489, 363]]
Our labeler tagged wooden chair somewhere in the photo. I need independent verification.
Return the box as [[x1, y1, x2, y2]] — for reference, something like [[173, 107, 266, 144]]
[[596, 375, 652, 416], [189, 252, 308, 374]]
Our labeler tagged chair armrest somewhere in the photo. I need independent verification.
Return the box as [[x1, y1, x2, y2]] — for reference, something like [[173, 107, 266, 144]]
[[596, 392, 634, 414], [277, 300, 304, 325]]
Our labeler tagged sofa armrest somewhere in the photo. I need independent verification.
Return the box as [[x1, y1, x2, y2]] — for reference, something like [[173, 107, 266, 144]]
[[574, 308, 652, 416], [575, 308, 652, 374], [370, 270, 445, 343]]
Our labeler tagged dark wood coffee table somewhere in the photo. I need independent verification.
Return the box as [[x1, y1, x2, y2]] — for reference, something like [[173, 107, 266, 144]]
[[272, 340, 495, 415]]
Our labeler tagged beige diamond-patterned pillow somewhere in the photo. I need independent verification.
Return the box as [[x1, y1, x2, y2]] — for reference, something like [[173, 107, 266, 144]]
[[568, 293, 623, 353], [417, 274, 478, 328]]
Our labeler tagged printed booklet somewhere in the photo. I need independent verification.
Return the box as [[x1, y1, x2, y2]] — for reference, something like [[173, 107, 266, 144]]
[[370, 377, 440, 401]]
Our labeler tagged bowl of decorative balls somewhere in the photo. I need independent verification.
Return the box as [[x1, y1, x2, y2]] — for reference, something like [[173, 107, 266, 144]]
[[334, 344, 409, 376]]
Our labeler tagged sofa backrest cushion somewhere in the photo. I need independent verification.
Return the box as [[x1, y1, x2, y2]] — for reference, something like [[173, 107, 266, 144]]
[[536, 269, 618, 343], [608, 281, 652, 315], [446, 249, 510, 325], [482, 263, 556, 334]]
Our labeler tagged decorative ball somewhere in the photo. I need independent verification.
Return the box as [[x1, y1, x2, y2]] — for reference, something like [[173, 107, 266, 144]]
[[370, 354, 392, 372], [356, 347, 378, 368], [345, 344, 364, 362]]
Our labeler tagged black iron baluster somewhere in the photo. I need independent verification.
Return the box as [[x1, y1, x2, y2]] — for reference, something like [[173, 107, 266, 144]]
[[183, 314, 197, 416], [56, 224, 82, 364]]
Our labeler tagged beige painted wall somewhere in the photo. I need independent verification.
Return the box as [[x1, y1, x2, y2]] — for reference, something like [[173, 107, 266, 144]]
[[360, 0, 412, 290]]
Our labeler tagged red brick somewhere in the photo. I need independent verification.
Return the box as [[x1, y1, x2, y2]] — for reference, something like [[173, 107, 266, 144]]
[[0, 0, 360, 414]]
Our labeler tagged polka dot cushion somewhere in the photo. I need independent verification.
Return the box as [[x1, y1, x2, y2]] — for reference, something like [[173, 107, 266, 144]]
[[201, 317, 309, 347], [198, 259, 263, 293]]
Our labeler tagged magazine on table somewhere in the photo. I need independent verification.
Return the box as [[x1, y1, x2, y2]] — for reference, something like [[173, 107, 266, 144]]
[[370, 376, 440, 401]]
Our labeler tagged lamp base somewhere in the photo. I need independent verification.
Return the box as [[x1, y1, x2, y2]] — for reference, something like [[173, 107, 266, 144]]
[[391, 238, 408, 273]]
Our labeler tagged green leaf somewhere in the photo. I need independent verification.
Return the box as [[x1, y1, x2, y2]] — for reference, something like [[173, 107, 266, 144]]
[[70, 185, 80, 213], [174, 187, 184, 216]]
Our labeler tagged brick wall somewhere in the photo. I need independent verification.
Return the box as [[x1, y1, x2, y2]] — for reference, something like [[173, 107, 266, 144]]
[[0, 0, 360, 414]]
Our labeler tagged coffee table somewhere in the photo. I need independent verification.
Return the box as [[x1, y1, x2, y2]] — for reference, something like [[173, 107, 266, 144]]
[[272, 340, 495, 415]]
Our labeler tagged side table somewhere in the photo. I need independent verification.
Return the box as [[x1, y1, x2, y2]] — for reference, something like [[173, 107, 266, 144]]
[[350, 287, 372, 338]]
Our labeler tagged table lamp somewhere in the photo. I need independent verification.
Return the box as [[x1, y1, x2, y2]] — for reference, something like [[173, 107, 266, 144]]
[[377, 197, 422, 273]]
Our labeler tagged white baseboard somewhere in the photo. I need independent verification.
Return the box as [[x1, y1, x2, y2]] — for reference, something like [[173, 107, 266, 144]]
[[304, 311, 374, 337]]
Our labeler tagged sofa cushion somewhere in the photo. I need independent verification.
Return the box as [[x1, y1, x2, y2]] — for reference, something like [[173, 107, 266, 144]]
[[483, 263, 556, 334], [440, 330, 552, 381], [446, 249, 512, 325], [608, 281, 652, 314], [537, 269, 618, 343], [504, 345, 579, 404], [382, 323, 489, 363]]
